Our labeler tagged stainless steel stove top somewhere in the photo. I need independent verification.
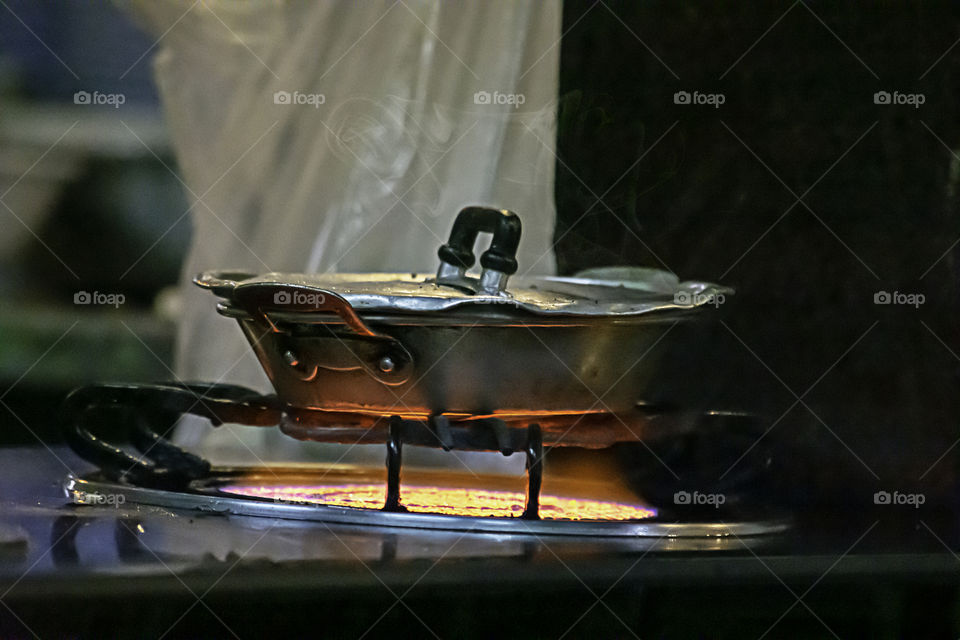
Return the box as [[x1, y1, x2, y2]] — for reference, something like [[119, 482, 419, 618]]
[[0, 447, 955, 640]]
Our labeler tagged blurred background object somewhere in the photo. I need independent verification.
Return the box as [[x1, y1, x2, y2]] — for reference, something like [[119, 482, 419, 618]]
[[0, 0, 189, 443]]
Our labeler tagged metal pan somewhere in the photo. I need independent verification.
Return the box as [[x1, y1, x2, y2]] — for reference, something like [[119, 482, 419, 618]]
[[196, 206, 730, 417]]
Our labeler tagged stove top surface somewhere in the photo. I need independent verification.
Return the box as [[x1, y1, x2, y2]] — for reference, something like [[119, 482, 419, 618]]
[[1, 446, 958, 638], [0, 446, 954, 584]]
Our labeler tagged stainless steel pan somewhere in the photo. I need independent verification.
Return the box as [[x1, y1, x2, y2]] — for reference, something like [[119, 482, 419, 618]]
[[196, 207, 729, 418]]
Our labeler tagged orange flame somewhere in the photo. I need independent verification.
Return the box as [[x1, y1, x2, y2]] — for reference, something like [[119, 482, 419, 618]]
[[222, 483, 656, 521]]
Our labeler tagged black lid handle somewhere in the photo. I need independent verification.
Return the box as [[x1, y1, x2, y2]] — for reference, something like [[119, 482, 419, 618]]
[[436, 206, 522, 294]]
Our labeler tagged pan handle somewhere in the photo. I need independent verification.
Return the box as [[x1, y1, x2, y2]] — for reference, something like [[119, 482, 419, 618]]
[[193, 271, 259, 296], [437, 206, 522, 295], [230, 284, 413, 385], [233, 285, 379, 336]]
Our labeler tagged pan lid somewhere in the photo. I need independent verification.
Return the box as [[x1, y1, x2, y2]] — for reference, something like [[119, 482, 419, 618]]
[[195, 207, 731, 318]]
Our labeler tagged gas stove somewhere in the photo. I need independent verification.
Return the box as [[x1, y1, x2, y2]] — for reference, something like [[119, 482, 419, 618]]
[[0, 440, 954, 638], [60, 381, 788, 542]]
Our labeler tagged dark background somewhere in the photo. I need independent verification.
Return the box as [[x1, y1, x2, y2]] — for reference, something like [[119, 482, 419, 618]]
[[554, 0, 960, 507]]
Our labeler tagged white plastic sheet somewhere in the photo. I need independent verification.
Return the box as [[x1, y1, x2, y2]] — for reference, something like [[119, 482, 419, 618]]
[[126, 0, 560, 463]]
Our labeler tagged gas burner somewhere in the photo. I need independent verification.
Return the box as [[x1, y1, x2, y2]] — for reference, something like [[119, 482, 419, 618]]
[[61, 381, 788, 538], [218, 484, 657, 520], [63, 466, 789, 539]]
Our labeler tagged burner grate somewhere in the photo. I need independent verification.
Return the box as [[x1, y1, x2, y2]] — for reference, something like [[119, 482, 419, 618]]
[[61, 381, 788, 538], [61, 382, 678, 520]]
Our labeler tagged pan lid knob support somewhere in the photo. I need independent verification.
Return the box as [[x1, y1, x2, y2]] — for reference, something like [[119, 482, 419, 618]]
[[436, 206, 522, 296]]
